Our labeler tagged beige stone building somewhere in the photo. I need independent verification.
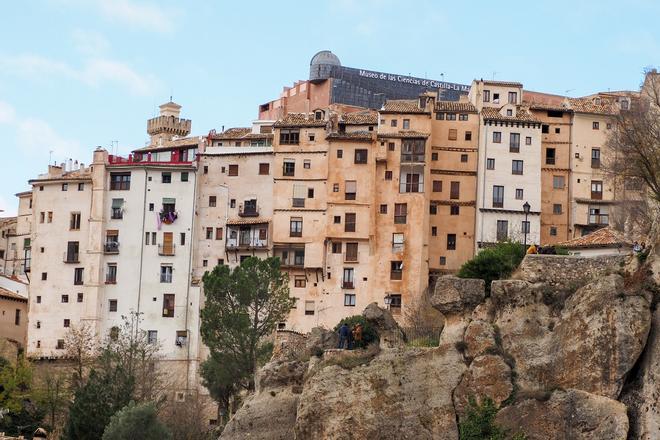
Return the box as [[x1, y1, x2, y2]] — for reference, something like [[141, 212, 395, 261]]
[[0, 274, 28, 349]]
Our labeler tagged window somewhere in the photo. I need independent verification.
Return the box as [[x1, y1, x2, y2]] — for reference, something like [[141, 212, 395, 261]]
[[259, 163, 270, 175], [147, 331, 157, 344], [403, 119, 410, 129], [163, 294, 175, 317], [429, 204, 437, 215], [333, 183, 339, 192], [546, 148, 556, 165], [77, 292, 83, 303], [496, 220, 508, 241], [344, 293, 356, 307], [483, 90, 490, 102], [354, 149, 368, 164], [450, 181, 460, 199], [431, 226, 437, 236], [510, 133, 520, 152], [57, 340, 65, 350], [70, 212, 81, 230], [508, 91, 517, 104], [391, 119, 398, 127], [40, 212, 44, 223], [208, 196, 217, 207], [345, 243, 358, 262], [215, 227, 223, 240], [465, 131, 472, 141], [160, 265, 173, 283], [436, 112, 445, 120], [109, 299, 117, 312], [448, 129, 458, 140], [591, 148, 601, 168], [388, 142, 395, 151], [493, 132, 501, 143], [111, 198, 124, 219], [283, 160, 295, 176], [553, 204, 562, 214], [292, 184, 306, 207], [512, 160, 524, 175], [74, 268, 84, 285], [294, 276, 306, 288], [345, 180, 356, 200], [553, 175, 565, 189], [344, 213, 356, 232], [64, 319, 70, 328], [450, 204, 460, 215], [542, 124, 549, 134], [36, 296, 41, 303], [162, 172, 172, 183], [78, 182, 84, 191], [110, 172, 131, 190], [487, 158, 495, 170], [550, 227, 557, 236], [61, 294, 69, 303], [290, 217, 303, 237], [41, 272, 47, 281], [206, 227, 213, 239], [230, 199, 236, 208], [303, 159, 311, 169], [392, 233, 404, 252], [433, 180, 442, 192], [446, 113, 456, 121], [432, 152, 438, 161], [394, 203, 407, 224], [307, 188, 314, 198], [62, 183, 68, 191], [447, 234, 457, 250], [390, 261, 403, 280], [389, 294, 402, 310], [48, 212, 53, 223], [493, 93, 500, 103], [525, 136, 532, 145], [309, 133, 315, 141], [401, 172, 422, 193], [179, 171, 189, 182], [202, 260, 208, 267], [506, 109, 513, 116], [105, 263, 117, 284], [337, 149, 343, 158], [607, 123, 612, 129], [384, 171, 393, 180], [460, 154, 468, 163], [493, 186, 504, 208], [380, 204, 388, 214], [522, 221, 530, 234], [149, 203, 154, 211], [304, 301, 315, 315], [228, 165, 238, 176], [279, 129, 299, 144], [334, 216, 341, 224], [591, 180, 603, 199], [593, 121, 600, 130], [459, 114, 468, 121], [439, 257, 447, 265], [203, 165, 208, 174], [555, 127, 561, 134], [332, 242, 342, 254], [515, 188, 523, 200], [14, 309, 20, 326]]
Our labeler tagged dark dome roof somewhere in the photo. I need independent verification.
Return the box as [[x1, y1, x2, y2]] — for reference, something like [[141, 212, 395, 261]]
[[310, 50, 341, 67]]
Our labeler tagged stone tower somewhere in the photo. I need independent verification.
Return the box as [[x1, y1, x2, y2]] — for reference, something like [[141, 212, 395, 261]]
[[147, 101, 191, 145]]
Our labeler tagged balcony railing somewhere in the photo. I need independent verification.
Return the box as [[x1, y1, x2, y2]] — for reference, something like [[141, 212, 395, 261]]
[[108, 152, 193, 166], [401, 153, 425, 163], [342, 281, 354, 289], [226, 242, 268, 250], [63, 252, 79, 263], [591, 191, 603, 200], [292, 198, 305, 208], [344, 253, 359, 263], [239, 205, 259, 217], [104, 241, 120, 254], [111, 208, 123, 220], [158, 244, 176, 256], [591, 159, 601, 168], [589, 214, 609, 225], [546, 157, 556, 165]]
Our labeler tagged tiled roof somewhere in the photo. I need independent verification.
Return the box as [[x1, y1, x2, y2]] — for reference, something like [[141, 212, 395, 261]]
[[133, 136, 203, 153], [567, 98, 618, 115], [527, 101, 572, 112], [208, 127, 273, 141], [273, 113, 327, 128], [380, 99, 430, 114], [0, 286, 27, 302], [434, 101, 478, 113], [480, 79, 523, 88], [0, 217, 17, 229], [326, 131, 374, 142], [377, 130, 430, 139], [340, 110, 378, 125], [557, 227, 630, 248], [30, 168, 92, 184], [481, 106, 539, 123]]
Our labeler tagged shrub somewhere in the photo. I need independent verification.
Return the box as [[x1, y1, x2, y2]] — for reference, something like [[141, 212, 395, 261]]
[[459, 396, 527, 440], [457, 241, 526, 291], [333, 315, 378, 349], [554, 246, 569, 255], [102, 401, 171, 440]]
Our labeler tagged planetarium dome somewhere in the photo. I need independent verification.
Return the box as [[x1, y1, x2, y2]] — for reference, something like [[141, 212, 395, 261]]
[[309, 51, 341, 82], [310, 50, 341, 67]]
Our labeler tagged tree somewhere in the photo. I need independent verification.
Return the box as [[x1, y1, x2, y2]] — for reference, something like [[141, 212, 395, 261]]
[[457, 242, 526, 290], [0, 356, 44, 436], [200, 257, 293, 409], [64, 322, 97, 391], [160, 392, 216, 440], [34, 366, 69, 434], [102, 401, 171, 440]]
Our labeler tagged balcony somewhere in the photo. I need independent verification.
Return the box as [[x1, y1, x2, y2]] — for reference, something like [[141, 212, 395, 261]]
[[589, 214, 609, 225], [104, 241, 120, 254], [111, 208, 123, 220], [63, 252, 79, 263], [344, 253, 359, 263], [342, 281, 354, 289], [292, 198, 305, 208], [159, 210, 179, 225], [158, 244, 176, 256], [591, 159, 601, 169], [239, 205, 259, 217], [401, 153, 425, 163], [546, 157, 556, 165], [591, 191, 603, 200], [108, 151, 193, 166]]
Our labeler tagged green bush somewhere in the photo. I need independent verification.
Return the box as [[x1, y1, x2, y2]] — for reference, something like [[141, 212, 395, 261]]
[[459, 396, 526, 440], [102, 401, 171, 440], [554, 246, 569, 255], [457, 242, 526, 290], [333, 315, 378, 349]]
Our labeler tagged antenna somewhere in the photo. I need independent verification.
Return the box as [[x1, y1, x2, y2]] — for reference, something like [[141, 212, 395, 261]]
[[492, 71, 497, 80], [49, 150, 53, 165]]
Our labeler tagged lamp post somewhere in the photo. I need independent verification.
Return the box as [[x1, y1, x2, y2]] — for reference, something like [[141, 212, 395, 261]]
[[522, 201, 531, 248]]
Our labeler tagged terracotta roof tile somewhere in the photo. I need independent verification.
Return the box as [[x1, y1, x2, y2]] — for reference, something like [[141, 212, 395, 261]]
[[557, 227, 630, 248], [273, 113, 327, 128], [0, 286, 27, 302], [480, 79, 523, 88], [340, 110, 378, 125], [380, 99, 430, 114], [326, 131, 374, 142], [481, 106, 539, 123], [132, 136, 203, 153], [208, 127, 273, 141], [567, 97, 618, 115], [434, 101, 478, 113]]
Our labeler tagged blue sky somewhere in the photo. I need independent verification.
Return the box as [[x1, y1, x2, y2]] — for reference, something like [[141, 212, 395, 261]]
[[0, 0, 658, 215]]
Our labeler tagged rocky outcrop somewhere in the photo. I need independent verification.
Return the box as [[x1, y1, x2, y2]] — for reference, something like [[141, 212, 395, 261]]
[[453, 354, 512, 416], [462, 319, 496, 359], [305, 327, 338, 356], [496, 389, 629, 440], [220, 360, 306, 440], [363, 302, 405, 348], [430, 275, 484, 314]]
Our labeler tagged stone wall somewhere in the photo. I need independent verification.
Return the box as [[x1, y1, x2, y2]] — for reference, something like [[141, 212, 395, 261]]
[[271, 330, 308, 362], [517, 254, 627, 291]]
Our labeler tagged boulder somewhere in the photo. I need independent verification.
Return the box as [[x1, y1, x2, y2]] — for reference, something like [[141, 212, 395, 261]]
[[462, 320, 496, 359], [220, 360, 307, 440], [431, 276, 485, 315], [453, 354, 512, 416], [496, 389, 629, 440], [362, 303, 405, 349], [305, 327, 338, 356]]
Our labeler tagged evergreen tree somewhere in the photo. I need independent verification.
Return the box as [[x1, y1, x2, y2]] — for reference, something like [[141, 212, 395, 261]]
[[102, 401, 171, 440]]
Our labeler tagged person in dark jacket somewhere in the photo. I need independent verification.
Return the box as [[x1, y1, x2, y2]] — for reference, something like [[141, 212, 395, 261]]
[[338, 323, 350, 349]]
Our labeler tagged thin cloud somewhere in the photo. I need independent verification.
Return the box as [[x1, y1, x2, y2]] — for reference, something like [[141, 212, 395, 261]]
[[72, 29, 111, 56], [0, 53, 160, 96], [98, 0, 176, 33]]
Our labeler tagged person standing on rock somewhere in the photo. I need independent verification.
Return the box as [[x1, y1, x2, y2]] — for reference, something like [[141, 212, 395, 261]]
[[352, 323, 363, 349], [526, 243, 538, 255], [338, 322, 350, 349]]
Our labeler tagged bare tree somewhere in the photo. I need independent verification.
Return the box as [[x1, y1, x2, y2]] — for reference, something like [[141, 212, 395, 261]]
[[159, 392, 217, 440], [64, 322, 97, 391]]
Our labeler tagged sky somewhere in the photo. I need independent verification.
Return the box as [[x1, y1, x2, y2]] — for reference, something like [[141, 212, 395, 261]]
[[0, 0, 658, 215]]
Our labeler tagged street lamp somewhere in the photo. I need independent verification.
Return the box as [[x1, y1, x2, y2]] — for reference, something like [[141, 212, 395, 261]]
[[522, 201, 531, 247]]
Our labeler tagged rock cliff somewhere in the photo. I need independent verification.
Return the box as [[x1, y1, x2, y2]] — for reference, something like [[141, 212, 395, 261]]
[[220, 254, 659, 440]]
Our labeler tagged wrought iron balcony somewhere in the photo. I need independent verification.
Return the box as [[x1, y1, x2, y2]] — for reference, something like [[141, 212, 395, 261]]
[[104, 241, 120, 254], [158, 244, 176, 256]]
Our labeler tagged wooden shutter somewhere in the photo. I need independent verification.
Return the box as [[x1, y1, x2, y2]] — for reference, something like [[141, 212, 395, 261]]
[[163, 232, 173, 255]]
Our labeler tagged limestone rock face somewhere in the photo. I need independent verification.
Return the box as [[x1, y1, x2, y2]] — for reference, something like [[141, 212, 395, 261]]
[[220, 360, 306, 440], [294, 344, 466, 440], [431, 275, 485, 315], [496, 274, 651, 399], [363, 302, 405, 348], [453, 354, 512, 416], [305, 327, 338, 356], [462, 320, 496, 359], [496, 389, 629, 440]]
